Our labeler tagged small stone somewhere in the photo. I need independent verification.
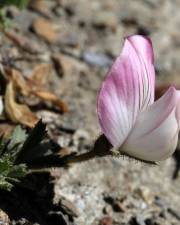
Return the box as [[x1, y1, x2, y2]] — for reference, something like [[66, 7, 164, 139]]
[[129, 215, 146, 225], [73, 129, 90, 147], [64, 4, 76, 17], [136, 187, 154, 205], [36, 110, 59, 124], [47, 211, 69, 225], [52, 53, 71, 77], [113, 200, 126, 213], [0, 209, 9, 224], [5, 30, 42, 54], [31, 17, 58, 43], [99, 216, 113, 225], [58, 196, 80, 218], [57, 136, 71, 148], [59, 148, 71, 157], [168, 208, 180, 221], [103, 205, 113, 216], [82, 52, 112, 67], [60, 32, 79, 48], [6, 6, 20, 19], [92, 11, 118, 31], [137, 25, 151, 36], [29, 0, 51, 18], [52, 53, 86, 77]]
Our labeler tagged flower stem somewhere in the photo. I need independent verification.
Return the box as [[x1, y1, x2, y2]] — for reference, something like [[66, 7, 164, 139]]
[[27, 134, 112, 169], [64, 134, 112, 166], [65, 150, 101, 165]]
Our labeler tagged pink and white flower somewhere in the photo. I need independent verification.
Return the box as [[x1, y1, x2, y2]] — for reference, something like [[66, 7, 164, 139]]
[[97, 35, 180, 162]]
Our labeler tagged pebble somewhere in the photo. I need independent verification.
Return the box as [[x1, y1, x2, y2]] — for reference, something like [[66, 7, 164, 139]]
[[73, 129, 90, 141], [136, 187, 154, 205], [99, 216, 113, 225], [0, 209, 9, 225], [113, 200, 127, 213], [29, 0, 52, 19], [59, 32, 80, 48], [58, 196, 80, 218], [31, 17, 58, 43], [48, 211, 69, 225], [6, 6, 20, 19], [82, 52, 113, 67], [92, 11, 118, 31], [52, 53, 86, 77], [5, 30, 43, 54], [103, 205, 113, 216]]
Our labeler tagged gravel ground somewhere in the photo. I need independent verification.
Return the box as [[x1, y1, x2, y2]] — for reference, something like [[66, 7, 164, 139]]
[[0, 0, 180, 224]]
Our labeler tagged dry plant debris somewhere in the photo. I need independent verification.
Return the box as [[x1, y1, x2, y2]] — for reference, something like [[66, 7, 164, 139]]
[[5, 81, 38, 127], [1, 65, 68, 127]]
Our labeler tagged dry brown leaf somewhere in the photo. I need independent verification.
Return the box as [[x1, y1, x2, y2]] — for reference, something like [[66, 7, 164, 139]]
[[5, 82, 38, 127], [33, 90, 68, 113], [30, 63, 52, 86], [4, 67, 68, 114], [4, 68, 30, 96], [31, 18, 58, 43]]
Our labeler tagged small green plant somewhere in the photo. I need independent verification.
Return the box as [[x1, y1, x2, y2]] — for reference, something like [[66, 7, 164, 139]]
[[0, 120, 59, 191], [0, 126, 28, 191]]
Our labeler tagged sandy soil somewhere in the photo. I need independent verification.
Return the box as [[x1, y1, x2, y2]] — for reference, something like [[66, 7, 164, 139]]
[[0, 0, 180, 224]]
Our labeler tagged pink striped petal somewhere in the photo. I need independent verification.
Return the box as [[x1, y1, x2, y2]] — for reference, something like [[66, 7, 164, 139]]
[[121, 87, 180, 161], [97, 35, 155, 147]]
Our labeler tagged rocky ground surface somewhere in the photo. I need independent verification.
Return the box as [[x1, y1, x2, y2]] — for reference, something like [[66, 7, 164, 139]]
[[0, 0, 180, 224]]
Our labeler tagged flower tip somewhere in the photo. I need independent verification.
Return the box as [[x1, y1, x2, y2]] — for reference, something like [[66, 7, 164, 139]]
[[125, 34, 154, 64]]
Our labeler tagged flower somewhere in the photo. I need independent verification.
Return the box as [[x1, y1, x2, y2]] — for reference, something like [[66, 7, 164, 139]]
[[97, 35, 180, 162]]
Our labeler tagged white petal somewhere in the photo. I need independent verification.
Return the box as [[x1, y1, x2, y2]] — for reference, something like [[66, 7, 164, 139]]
[[121, 87, 180, 161]]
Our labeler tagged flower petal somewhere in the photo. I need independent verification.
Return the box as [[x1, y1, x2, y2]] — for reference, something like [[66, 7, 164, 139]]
[[97, 35, 155, 147], [121, 87, 180, 161]]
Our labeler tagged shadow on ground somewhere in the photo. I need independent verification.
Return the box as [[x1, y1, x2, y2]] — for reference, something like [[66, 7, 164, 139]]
[[0, 172, 70, 225]]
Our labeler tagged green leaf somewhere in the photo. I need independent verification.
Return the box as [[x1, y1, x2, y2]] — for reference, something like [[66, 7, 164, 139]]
[[7, 164, 27, 178], [0, 125, 29, 191], [0, 158, 12, 176], [0, 119, 60, 191], [6, 125, 27, 161], [0, 178, 13, 191], [8, 125, 27, 150], [0, 152, 27, 191]]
